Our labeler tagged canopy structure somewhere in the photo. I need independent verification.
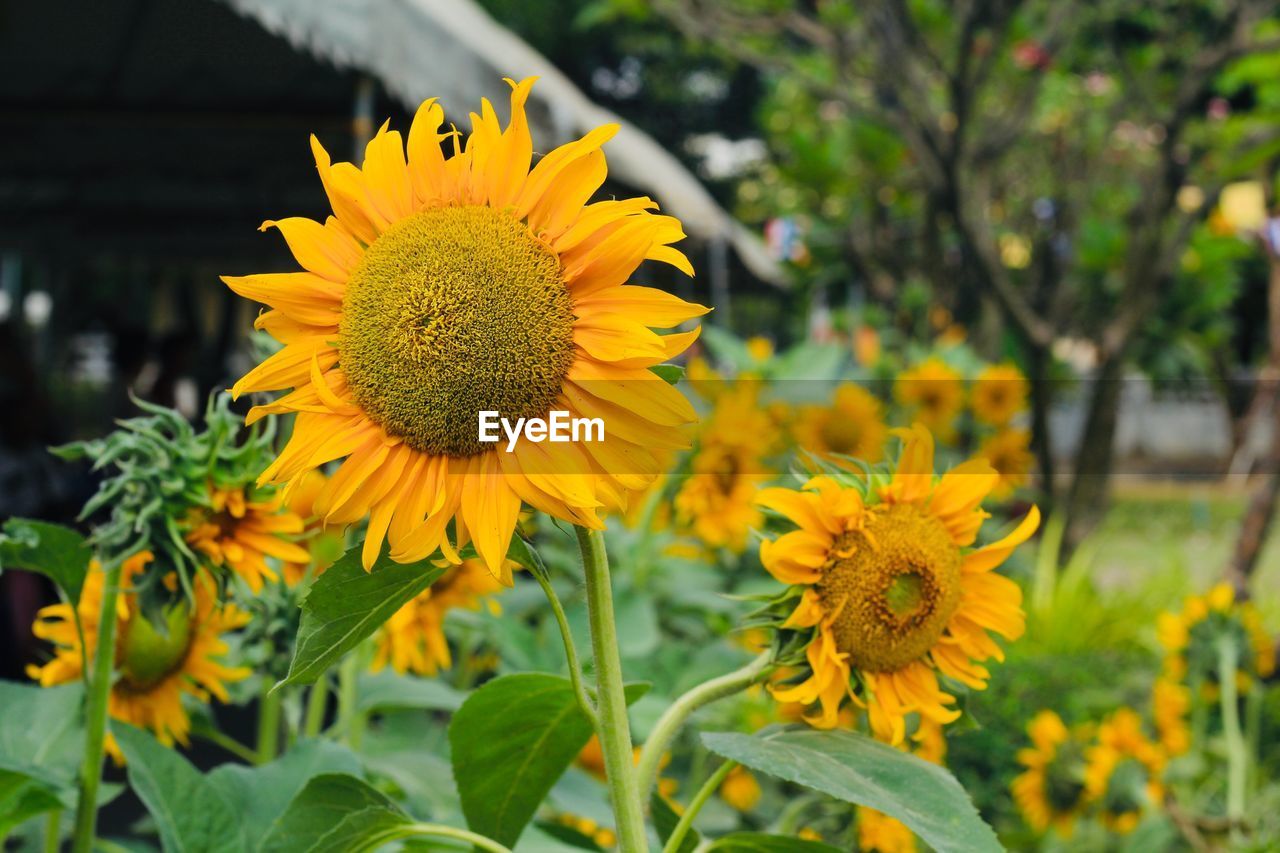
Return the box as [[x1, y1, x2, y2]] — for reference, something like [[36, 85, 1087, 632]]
[[218, 0, 784, 289]]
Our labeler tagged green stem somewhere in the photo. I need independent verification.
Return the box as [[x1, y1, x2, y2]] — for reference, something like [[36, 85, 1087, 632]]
[[337, 652, 365, 750], [194, 727, 261, 765], [533, 567, 598, 727], [256, 684, 283, 762], [637, 651, 772, 803], [71, 556, 124, 853], [576, 527, 646, 852], [304, 675, 330, 739], [663, 760, 736, 853], [1218, 636, 1247, 841], [44, 809, 60, 853], [1245, 682, 1263, 794], [402, 823, 513, 852]]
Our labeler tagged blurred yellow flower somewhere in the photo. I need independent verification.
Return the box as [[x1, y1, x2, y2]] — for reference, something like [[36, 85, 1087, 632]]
[[1012, 710, 1087, 837], [1152, 678, 1190, 757], [719, 766, 762, 812], [184, 483, 310, 592], [1083, 708, 1165, 834], [28, 554, 250, 763], [792, 383, 887, 468], [858, 807, 916, 853], [971, 363, 1028, 427], [978, 428, 1034, 499], [746, 335, 775, 362], [894, 359, 963, 443], [371, 559, 506, 676], [759, 426, 1039, 743]]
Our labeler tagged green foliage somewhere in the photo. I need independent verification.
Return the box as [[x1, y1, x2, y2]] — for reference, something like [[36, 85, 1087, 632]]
[[703, 730, 1001, 853], [114, 723, 242, 853], [652, 792, 700, 852], [355, 670, 466, 714], [276, 546, 446, 690], [0, 518, 92, 604], [0, 682, 84, 833], [706, 834, 844, 852], [448, 673, 648, 847], [259, 773, 412, 853]]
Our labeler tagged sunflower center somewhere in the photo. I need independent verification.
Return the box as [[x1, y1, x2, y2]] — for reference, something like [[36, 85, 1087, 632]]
[[1044, 743, 1087, 812], [817, 503, 963, 672], [340, 205, 576, 457], [116, 601, 194, 692], [820, 417, 862, 454]]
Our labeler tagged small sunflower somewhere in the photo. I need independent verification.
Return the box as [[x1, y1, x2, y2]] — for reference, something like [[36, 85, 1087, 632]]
[[1012, 710, 1088, 837], [758, 425, 1040, 743], [792, 383, 887, 467], [971, 363, 1028, 427], [894, 358, 964, 442], [719, 766, 762, 812], [28, 554, 250, 762], [977, 428, 1034, 499], [184, 483, 310, 592], [225, 78, 706, 577], [371, 558, 507, 676], [1152, 678, 1191, 757], [1083, 708, 1165, 834], [1157, 582, 1275, 689]]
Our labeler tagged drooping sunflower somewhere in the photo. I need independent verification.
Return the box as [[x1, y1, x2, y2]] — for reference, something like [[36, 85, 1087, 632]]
[[1156, 582, 1275, 688], [1083, 708, 1165, 834], [894, 358, 964, 442], [977, 427, 1034, 499], [971, 363, 1028, 427], [758, 425, 1040, 743], [1011, 710, 1088, 838], [28, 553, 250, 762], [224, 78, 706, 576], [1151, 678, 1191, 757], [792, 382, 887, 467], [184, 482, 311, 592], [371, 558, 508, 676]]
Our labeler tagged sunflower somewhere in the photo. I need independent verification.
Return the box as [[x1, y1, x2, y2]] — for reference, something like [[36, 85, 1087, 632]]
[[28, 553, 250, 762], [971, 363, 1028, 427], [1152, 678, 1190, 756], [184, 483, 311, 592], [1157, 582, 1275, 688], [224, 78, 706, 576], [719, 766, 762, 812], [757, 425, 1040, 743], [894, 359, 964, 442], [792, 383, 887, 468], [1012, 710, 1088, 837], [1083, 708, 1165, 834], [977, 428, 1034, 499], [371, 558, 508, 676]]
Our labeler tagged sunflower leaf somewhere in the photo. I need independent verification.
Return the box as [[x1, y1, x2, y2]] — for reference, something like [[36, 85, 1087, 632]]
[[702, 729, 1000, 853], [258, 773, 412, 853], [706, 833, 844, 852], [275, 546, 446, 691], [652, 792, 700, 853], [650, 364, 686, 384], [449, 673, 648, 847], [0, 518, 92, 604], [114, 723, 242, 853]]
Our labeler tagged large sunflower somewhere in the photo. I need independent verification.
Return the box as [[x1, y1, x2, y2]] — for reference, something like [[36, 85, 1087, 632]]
[[225, 78, 706, 575], [757, 425, 1039, 743], [27, 554, 250, 762]]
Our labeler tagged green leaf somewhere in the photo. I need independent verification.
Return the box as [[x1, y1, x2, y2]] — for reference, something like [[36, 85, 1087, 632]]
[[356, 670, 466, 714], [707, 833, 844, 852], [205, 739, 360, 851], [113, 723, 241, 853], [449, 674, 648, 847], [505, 532, 549, 580], [0, 518, 92, 604], [702, 730, 1000, 853], [259, 773, 412, 853], [0, 770, 64, 837], [0, 681, 83, 787], [277, 546, 446, 689], [649, 364, 686, 384], [651, 793, 699, 853]]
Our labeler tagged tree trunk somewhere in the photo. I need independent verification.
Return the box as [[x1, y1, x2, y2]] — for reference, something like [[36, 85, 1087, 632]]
[[1063, 351, 1127, 550], [1027, 343, 1057, 513]]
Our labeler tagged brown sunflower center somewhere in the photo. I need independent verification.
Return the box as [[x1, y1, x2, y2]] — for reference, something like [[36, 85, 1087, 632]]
[[116, 601, 194, 692], [820, 416, 863, 454], [816, 503, 963, 672], [340, 205, 576, 457]]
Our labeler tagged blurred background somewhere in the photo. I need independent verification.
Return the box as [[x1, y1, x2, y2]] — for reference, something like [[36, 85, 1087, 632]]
[[3, 0, 1279, 679]]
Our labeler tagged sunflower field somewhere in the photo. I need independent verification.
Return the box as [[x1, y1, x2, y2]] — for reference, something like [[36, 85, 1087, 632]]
[[3, 1, 1280, 852]]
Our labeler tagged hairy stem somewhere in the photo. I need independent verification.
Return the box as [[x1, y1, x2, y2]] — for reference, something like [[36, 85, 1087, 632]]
[[577, 527, 646, 852], [637, 651, 772, 803], [533, 567, 598, 727]]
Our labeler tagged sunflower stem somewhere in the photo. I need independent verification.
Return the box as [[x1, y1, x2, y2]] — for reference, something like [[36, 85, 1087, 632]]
[[337, 651, 365, 750], [1218, 636, 1247, 841], [71, 556, 124, 853], [636, 651, 772, 804], [193, 727, 261, 765], [304, 674, 330, 739], [663, 760, 736, 853], [576, 526, 646, 852], [256, 683, 283, 762], [44, 809, 60, 853], [533, 566, 598, 727], [402, 823, 513, 852]]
